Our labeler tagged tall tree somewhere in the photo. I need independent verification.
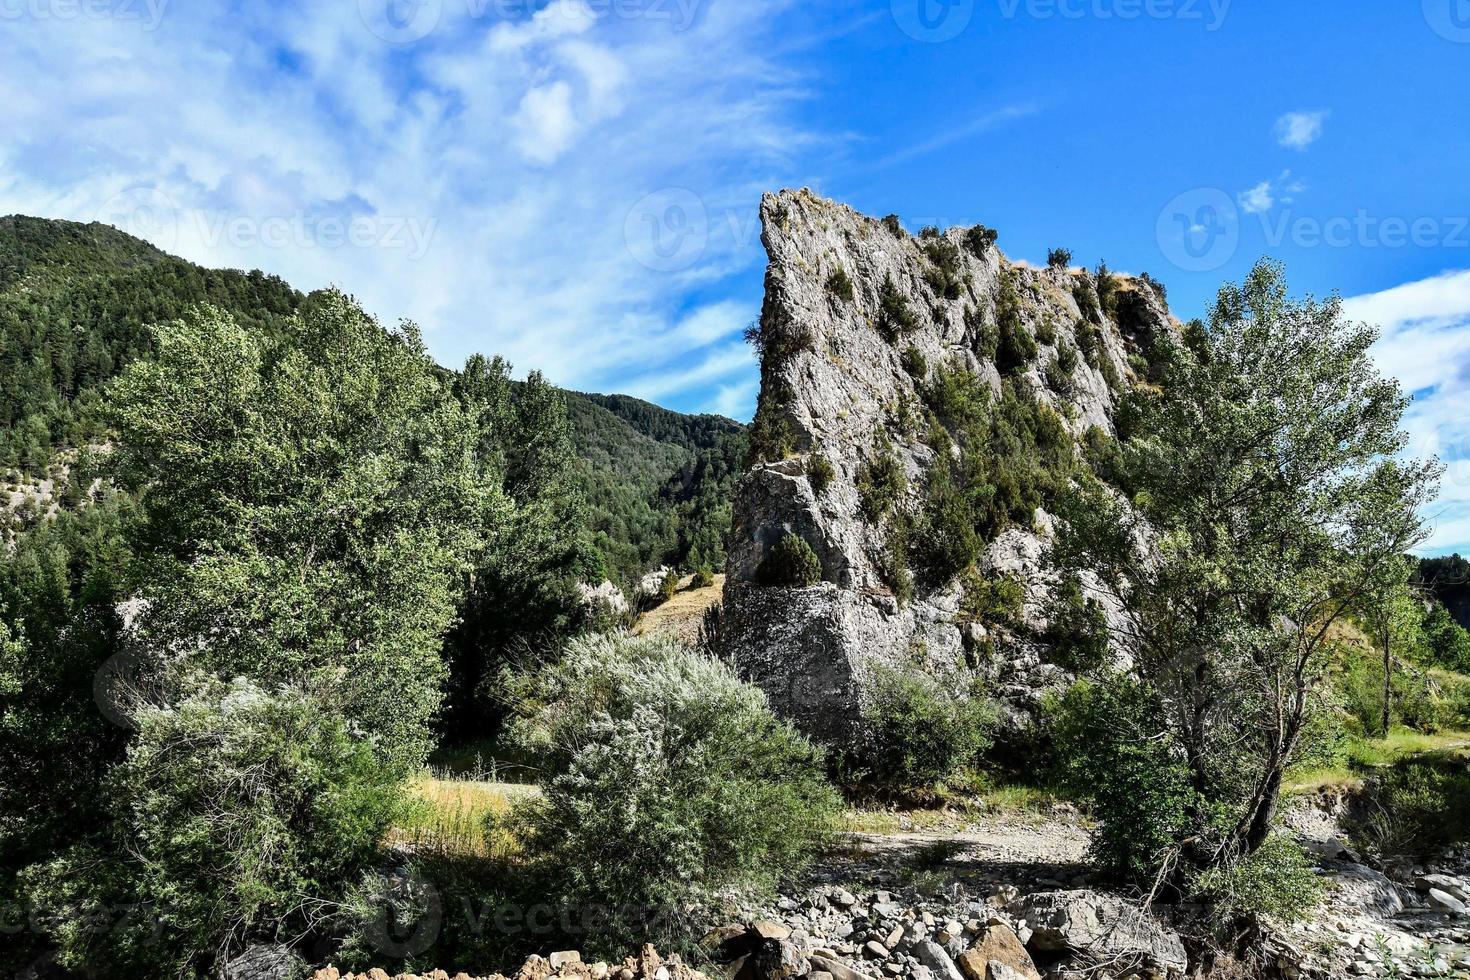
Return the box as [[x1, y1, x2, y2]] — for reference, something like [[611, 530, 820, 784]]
[[108, 290, 500, 771], [1053, 260, 1438, 881]]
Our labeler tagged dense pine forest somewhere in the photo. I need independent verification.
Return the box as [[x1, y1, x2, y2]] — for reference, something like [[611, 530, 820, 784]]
[[0, 216, 744, 587]]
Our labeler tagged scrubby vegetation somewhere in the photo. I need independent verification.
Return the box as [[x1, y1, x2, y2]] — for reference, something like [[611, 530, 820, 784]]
[[857, 662, 996, 791], [877, 274, 920, 341], [506, 633, 841, 942]]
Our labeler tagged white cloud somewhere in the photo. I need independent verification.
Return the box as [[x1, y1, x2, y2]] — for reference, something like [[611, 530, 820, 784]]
[[1275, 110, 1328, 150], [1344, 269, 1470, 554], [1238, 180, 1275, 215], [513, 82, 580, 164], [0, 1, 820, 418], [1237, 169, 1304, 214]]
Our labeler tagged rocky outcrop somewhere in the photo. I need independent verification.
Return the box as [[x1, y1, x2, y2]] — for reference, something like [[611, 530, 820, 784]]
[[1008, 890, 1186, 976], [724, 189, 1174, 744]]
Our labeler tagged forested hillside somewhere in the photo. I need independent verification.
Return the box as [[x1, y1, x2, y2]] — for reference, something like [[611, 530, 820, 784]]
[[0, 215, 743, 584]]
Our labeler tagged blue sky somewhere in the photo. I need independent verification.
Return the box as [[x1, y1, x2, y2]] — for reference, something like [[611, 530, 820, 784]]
[[4, 0, 1470, 549]]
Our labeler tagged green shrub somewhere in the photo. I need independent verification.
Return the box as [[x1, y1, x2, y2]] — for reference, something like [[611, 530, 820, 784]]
[[1422, 603, 1470, 672], [922, 239, 966, 301], [995, 274, 1037, 375], [1193, 834, 1323, 925], [1047, 248, 1072, 270], [900, 346, 928, 379], [757, 534, 823, 587], [965, 306, 999, 361], [963, 225, 998, 258], [923, 363, 988, 428], [1035, 317, 1057, 345], [1046, 674, 1196, 884], [24, 682, 401, 977], [660, 569, 681, 603], [909, 463, 983, 585], [694, 566, 716, 589], [1094, 261, 1121, 320], [807, 452, 836, 496], [882, 214, 905, 237], [860, 664, 996, 789], [507, 634, 841, 932], [826, 268, 855, 304], [958, 569, 1025, 629], [877, 522, 914, 606], [878, 275, 919, 341], [1352, 753, 1470, 857], [1042, 576, 1111, 672], [857, 438, 907, 521], [1073, 281, 1102, 325]]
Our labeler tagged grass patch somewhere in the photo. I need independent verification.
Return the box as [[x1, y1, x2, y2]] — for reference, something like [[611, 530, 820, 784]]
[[393, 777, 538, 857], [1284, 727, 1470, 795]]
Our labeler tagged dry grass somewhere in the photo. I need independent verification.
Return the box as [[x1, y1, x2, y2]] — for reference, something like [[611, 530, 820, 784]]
[[392, 777, 539, 858], [633, 573, 724, 643]]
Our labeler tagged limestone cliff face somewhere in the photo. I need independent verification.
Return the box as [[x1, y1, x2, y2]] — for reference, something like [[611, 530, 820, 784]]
[[722, 189, 1174, 744]]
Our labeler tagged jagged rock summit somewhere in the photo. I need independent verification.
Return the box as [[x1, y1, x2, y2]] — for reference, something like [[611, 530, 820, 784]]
[[722, 188, 1175, 744]]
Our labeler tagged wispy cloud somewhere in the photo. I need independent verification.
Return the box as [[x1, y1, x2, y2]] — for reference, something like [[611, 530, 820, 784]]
[[1275, 110, 1329, 150], [0, 0, 814, 417], [1344, 268, 1470, 554], [873, 103, 1041, 170]]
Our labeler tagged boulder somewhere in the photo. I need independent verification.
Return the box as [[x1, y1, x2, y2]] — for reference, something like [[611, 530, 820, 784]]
[[955, 925, 1039, 980], [1010, 890, 1186, 975], [914, 941, 965, 980], [221, 944, 307, 980], [808, 956, 878, 980]]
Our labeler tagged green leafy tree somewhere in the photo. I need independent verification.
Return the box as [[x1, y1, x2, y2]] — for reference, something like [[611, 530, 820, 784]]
[[108, 292, 498, 773], [1051, 260, 1438, 886]]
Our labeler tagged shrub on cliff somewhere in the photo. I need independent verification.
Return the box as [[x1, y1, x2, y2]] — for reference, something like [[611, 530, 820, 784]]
[[506, 634, 840, 938], [877, 275, 920, 341], [757, 533, 823, 587]]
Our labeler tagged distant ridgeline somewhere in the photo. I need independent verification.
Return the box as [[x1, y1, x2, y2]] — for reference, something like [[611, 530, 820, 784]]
[[0, 215, 744, 585]]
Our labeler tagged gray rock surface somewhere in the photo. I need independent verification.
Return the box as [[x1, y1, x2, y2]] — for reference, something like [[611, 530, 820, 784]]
[[723, 189, 1173, 743], [1009, 889, 1187, 974]]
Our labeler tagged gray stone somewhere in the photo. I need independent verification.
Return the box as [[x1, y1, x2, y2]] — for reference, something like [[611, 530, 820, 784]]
[[218, 945, 306, 980], [1010, 890, 1187, 974], [913, 941, 965, 980], [809, 955, 879, 980], [1427, 888, 1467, 915]]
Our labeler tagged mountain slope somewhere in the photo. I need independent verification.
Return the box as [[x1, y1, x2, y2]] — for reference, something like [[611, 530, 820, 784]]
[[0, 215, 743, 582]]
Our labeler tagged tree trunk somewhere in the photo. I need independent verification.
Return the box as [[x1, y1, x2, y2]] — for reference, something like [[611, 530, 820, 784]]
[[1381, 619, 1392, 737]]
